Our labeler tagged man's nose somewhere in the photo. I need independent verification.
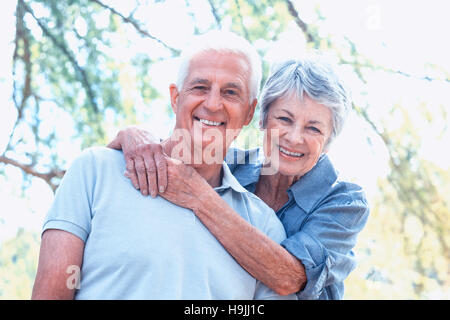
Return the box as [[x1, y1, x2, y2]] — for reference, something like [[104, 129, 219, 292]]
[[204, 87, 223, 112]]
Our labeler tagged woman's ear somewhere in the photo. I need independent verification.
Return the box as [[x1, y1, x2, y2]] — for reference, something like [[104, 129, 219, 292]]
[[169, 84, 179, 114]]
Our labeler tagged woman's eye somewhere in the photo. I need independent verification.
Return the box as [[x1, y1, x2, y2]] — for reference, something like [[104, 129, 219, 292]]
[[308, 126, 321, 133]]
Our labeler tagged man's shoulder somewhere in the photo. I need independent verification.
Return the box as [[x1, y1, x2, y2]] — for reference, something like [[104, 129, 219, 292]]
[[62, 147, 125, 185], [82, 146, 123, 161], [70, 146, 124, 169]]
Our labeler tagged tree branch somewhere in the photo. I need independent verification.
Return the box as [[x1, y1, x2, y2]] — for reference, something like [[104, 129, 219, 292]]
[[7, 0, 33, 155], [0, 155, 65, 192], [206, 0, 222, 28], [13, 0, 32, 116], [89, 0, 180, 55], [233, 0, 249, 39], [22, 1, 99, 114], [340, 36, 450, 84], [284, 0, 315, 44]]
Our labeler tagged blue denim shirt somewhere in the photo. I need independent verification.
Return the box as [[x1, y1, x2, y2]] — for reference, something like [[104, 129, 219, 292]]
[[225, 147, 370, 299]]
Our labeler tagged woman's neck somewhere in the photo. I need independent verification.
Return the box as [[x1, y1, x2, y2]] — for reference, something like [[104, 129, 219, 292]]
[[255, 172, 296, 212]]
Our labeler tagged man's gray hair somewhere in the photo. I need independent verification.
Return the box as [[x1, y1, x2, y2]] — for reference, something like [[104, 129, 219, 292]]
[[259, 57, 351, 149], [176, 30, 262, 103]]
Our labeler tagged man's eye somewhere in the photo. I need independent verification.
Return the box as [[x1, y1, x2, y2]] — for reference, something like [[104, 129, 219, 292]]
[[277, 117, 291, 122], [224, 89, 238, 96], [194, 86, 207, 90]]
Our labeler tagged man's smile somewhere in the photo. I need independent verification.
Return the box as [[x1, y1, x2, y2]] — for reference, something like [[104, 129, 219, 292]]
[[194, 116, 225, 127]]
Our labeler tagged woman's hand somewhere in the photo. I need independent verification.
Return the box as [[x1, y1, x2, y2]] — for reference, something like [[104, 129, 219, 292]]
[[159, 157, 211, 211], [107, 126, 167, 197]]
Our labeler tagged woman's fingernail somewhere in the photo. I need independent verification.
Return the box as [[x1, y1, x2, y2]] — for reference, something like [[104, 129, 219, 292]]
[[159, 186, 165, 193]]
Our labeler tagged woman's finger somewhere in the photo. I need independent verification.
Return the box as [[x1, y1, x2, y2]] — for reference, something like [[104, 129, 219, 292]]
[[154, 153, 168, 193], [125, 158, 139, 190], [134, 157, 149, 196], [143, 155, 158, 198]]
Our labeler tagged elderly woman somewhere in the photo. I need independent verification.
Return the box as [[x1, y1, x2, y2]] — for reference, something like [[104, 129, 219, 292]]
[[108, 58, 369, 299]]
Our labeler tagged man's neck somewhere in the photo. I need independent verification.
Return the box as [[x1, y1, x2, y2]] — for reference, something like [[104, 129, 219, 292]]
[[161, 138, 223, 188]]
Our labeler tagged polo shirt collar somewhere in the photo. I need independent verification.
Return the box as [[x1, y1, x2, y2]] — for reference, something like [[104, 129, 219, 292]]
[[215, 162, 248, 193]]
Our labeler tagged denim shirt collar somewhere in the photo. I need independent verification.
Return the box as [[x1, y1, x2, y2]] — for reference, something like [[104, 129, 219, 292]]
[[215, 162, 248, 193], [232, 150, 338, 213], [288, 154, 338, 213], [225, 147, 263, 189]]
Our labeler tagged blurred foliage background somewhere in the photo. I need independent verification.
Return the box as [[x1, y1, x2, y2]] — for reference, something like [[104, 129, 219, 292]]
[[1, 0, 449, 299]]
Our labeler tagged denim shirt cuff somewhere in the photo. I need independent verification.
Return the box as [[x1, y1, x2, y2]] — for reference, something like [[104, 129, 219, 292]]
[[297, 255, 334, 299], [282, 237, 334, 299]]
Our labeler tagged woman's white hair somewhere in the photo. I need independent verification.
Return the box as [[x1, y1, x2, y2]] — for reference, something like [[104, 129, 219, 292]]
[[176, 30, 262, 103]]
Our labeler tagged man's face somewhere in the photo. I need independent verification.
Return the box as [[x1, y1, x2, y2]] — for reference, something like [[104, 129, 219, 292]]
[[169, 50, 257, 165]]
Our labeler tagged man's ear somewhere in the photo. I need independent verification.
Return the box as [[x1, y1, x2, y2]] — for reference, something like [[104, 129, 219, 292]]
[[244, 98, 258, 126], [169, 84, 179, 114]]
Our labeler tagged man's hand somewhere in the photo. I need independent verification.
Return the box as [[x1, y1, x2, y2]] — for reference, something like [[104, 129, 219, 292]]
[[107, 127, 167, 197]]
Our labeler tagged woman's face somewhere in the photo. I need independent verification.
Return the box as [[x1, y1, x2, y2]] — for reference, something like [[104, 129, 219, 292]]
[[263, 93, 333, 178]]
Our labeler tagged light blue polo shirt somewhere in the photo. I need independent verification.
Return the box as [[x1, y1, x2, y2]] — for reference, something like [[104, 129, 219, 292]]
[[42, 147, 296, 300]]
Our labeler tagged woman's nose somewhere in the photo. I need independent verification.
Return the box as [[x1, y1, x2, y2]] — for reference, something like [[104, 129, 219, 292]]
[[286, 125, 304, 145]]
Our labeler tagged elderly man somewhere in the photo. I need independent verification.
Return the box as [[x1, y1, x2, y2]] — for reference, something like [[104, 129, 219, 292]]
[[31, 31, 296, 300]]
